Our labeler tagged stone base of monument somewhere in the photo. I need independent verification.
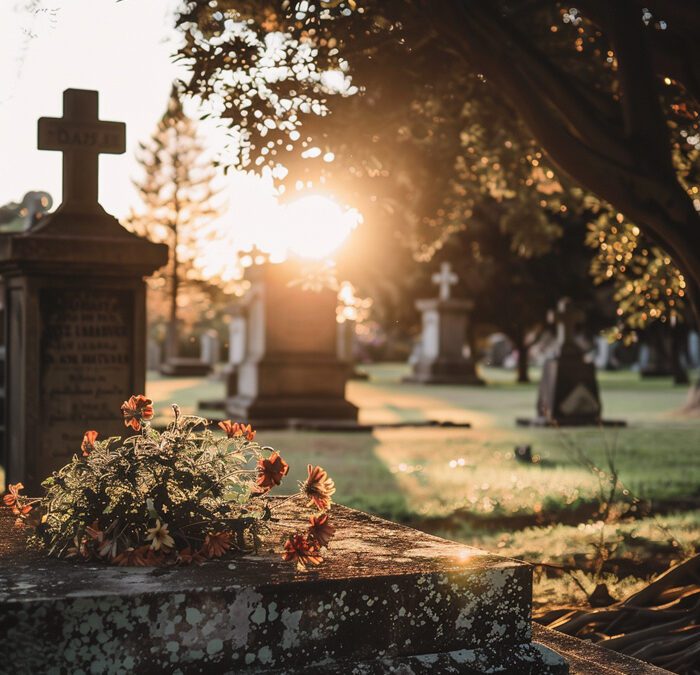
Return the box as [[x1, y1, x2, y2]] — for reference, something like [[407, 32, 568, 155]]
[[516, 354, 626, 428], [1, 502, 571, 674], [160, 357, 212, 377], [404, 358, 485, 386]]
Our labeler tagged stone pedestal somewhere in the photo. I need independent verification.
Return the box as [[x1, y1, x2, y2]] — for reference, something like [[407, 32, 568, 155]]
[[407, 298, 483, 385], [0, 502, 567, 673], [0, 213, 167, 491], [226, 261, 358, 426]]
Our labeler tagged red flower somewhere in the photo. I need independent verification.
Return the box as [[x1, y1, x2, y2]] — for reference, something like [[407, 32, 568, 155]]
[[282, 534, 323, 569], [178, 546, 206, 565], [202, 531, 233, 559], [218, 420, 256, 441], [300, 465, 336, 511], [308, 513, 335, 548], [256, 452, 289, 491], [3, 483, 32, 517], [81, 430, 98, 457], [113, 547, 148, 567], [121, 395, 154, 431]]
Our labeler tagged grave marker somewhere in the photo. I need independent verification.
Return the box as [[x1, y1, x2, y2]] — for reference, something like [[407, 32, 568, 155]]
[[406, 262, 483, 385], [0, 88, 168, 491], [226, 260, 358, 427]]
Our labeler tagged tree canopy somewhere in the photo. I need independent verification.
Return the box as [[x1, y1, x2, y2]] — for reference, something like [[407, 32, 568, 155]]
[[175, 1, 700, 337]]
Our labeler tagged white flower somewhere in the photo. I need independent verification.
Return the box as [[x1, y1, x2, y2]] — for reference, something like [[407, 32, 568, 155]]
[[146, 520, 175, 551]]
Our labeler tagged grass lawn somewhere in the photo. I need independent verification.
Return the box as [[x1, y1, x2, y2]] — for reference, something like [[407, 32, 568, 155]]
[[147, 363, 700, 608]]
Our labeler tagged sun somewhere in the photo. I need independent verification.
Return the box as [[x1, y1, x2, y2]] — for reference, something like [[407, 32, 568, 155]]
[[283, 194, 361, 260]]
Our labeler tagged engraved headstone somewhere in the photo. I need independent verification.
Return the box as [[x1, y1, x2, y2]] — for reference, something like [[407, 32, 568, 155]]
[[226, 260, 358, 426], [0, 89, 168, 491], [405, 262, 483, 385]]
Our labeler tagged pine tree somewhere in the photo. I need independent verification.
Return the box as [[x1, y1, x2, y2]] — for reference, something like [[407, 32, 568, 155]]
[[127, 83, 220, 362]]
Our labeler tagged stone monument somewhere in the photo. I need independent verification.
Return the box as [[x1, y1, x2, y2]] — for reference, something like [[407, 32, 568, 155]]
[[406, 262, 484, 385], [519, 298, 617, 427], [0, 89, 168, 491], [223, 306, 247, 396], [226, 260, 358, 426]]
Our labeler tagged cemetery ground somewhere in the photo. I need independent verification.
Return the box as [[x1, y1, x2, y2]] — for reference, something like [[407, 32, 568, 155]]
[[147, 364, 700, 614]]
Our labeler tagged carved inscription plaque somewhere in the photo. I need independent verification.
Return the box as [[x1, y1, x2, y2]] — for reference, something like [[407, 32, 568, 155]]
[[39, 288, 133, 460]]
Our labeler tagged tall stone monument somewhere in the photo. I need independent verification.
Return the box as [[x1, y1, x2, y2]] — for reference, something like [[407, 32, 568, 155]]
[[226, 261, 358, 426], [406, 262, 483, 385], [521, 298, 606, 426], [0, 89, 168, 491]]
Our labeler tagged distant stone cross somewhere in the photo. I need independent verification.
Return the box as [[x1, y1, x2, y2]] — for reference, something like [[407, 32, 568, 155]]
[[432, 262, 458, 301], [554, 297, 585, 347], [38, 89, 125, 213]]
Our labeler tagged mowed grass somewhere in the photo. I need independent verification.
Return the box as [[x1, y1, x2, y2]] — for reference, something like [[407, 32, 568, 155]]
[[148, 364, 700, 521]]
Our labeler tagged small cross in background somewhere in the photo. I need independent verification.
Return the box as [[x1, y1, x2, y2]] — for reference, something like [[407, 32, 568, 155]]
[[432, 262, 458, 301]]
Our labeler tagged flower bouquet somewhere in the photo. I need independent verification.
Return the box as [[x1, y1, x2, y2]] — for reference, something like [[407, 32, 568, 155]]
[[4, 395, 336, 570]]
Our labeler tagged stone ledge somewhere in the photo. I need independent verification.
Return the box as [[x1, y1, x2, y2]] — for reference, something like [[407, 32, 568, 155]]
[[0, 504, 559, 673], [533, 624, 671, 675]]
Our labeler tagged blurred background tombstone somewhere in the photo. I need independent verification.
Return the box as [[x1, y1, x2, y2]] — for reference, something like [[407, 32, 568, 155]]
[[405, 262, 484, 385], [200, 329, 221, 372], [226, 260, 358, 426], [146, 338, 162, 372], [518, 298, 619, 427]]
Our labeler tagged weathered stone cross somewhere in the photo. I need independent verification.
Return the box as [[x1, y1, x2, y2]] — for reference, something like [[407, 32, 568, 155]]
[[38, 89, 125, 213], [432, 261, 458, 301], [554, 297, 585, 347]]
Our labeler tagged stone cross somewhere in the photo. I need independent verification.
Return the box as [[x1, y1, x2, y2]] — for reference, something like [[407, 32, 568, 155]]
[[38, 89, 125, 213], [553, 297, 585, 348], [432, 262, 458, 301]]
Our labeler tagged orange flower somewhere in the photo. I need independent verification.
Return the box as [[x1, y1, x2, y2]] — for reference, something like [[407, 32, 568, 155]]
[[218, 420, 256, 441], [202, 531, 233, 559], [121, 395, 154, 431], [256, 452, 289, 491], [3, 482, 24, 509], [81, 430, 98, 457], [300, 464, 336, 511], [282, 534, 323, 569], [4, 483, 32, 518], [308, 513, 335, 548], [113, 547, 148, 567], [178, 546, 206, 565]]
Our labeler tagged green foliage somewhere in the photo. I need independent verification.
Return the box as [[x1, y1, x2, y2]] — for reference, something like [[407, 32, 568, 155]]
[[30, 410, 266, 562]]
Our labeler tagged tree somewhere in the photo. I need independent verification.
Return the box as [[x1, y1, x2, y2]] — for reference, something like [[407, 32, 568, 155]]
[[176, 1, 700, 398], [126, 83, 220, 361]]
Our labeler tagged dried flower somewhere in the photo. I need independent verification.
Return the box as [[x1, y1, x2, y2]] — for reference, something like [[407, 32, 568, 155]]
[[256, 452, 289, 491], [121, 395, 154, 431], [282, 534, 323, 569], [66, 535, 90, 559], [3, 483, 31, 517], [308, 513, 335, 548], [146, 520, 175, 551], [81, 430, 98, 457], [300, 465, 336, 511], [178, 546, 206, 565], [113, 547, 148, 567], [218, 420, 256, 441], [202, 531, 233, 559]]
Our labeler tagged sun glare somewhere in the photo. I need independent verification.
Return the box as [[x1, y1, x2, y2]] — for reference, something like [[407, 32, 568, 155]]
[[284, 194, 360, 260]]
